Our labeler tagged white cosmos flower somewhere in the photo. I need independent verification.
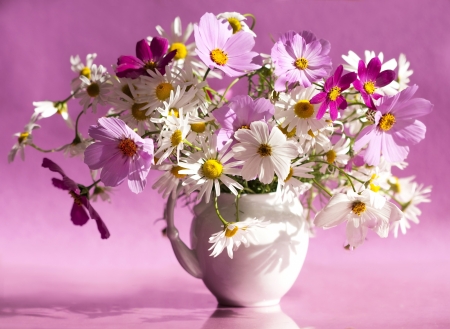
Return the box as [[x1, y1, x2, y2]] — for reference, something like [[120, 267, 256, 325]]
[[315, 189, 403, 249], [70, 53, 97, 91], [232, 121, 299, 184], [300, 128, 331, 155], [217, 12, 256, 37], [320, 134, 350, 173], [178, 135, 243, 203], [397, 53, 413, 91], [76, 64, 111, 113], [8, 113, 40, 163], [33, 101, 73, 128], [389, 176, 431, 237], [152, 163, 187, 199], [275, 86, 328, 137], [155, 110, 190, 164], [342, 50, 399, 95], [209, 218, 270, 259], [276, 157, 314, 202]]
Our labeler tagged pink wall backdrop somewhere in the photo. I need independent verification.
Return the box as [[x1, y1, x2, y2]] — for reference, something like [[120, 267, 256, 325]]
[[0, 0, 449, 327]]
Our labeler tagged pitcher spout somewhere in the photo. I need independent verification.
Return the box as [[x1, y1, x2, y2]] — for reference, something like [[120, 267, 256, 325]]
[[165, 186, 203, 279]]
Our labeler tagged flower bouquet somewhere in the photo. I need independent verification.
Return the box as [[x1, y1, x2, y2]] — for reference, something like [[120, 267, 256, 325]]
[[10, 12, 433, 306]]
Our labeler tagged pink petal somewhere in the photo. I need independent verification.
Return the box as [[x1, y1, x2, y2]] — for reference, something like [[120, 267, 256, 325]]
[[382, 133, 409, 163], [100, 154, 130, 187]]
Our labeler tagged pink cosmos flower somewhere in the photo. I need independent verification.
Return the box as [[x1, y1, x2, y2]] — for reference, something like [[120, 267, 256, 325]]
[[212, 95, 275, 148], [84, 117, 154, 194], [353, 57, 396, 109], [194, 13, 260, 77], [42, 158, 110, 239], [354, 85, 433, 166], [271, 30, 332, 91], [310, 65, 357, 120]]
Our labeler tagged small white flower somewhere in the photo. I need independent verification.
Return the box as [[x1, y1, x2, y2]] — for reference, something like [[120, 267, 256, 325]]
[[70, 53, 97, 91], [76, 64, 111, 113], [33, 101, 73, 128], [276, 157, 314, 202], [152, 163, 187, 198], [209, 218, 270, 259], [62, 135, 92, 159], [217, 12, 256, 37], [275, 86, 328, 137], [314, 189, 403, 248], [8, 114, 40, 163], [232, 121, 299, 184], [300, 129, 331, 155], [91, 185, 113, 203], [397, 53, 413, 91], [320, 134, 350, 173], [179, 135, 243, 203], [152, 85, 198, 121]]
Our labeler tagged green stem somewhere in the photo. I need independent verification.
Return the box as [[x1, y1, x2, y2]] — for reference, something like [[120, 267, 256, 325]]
[[73, 108, 85, 142], [203, 68, 211, 81], [312, 160, 358, 192], [29, 143, 67, 153], [214, 195, 229, 226], [61, 87, 80, 103], [219, 77, 240, 104], [183, 139, 202, 151], [243, 13, 256, 30], [313, 179, 333, 197], [141, 130, 160, 138], [235, 190, 242, 222], [348, 102, 368, 108], [86, 179, 101, 190]]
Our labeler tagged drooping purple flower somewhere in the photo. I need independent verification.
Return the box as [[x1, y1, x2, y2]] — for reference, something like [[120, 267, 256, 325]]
[[212, 95, 275, 148], [84, 117, 154, 194], [353, 85, 433, 166], [194, 13, 260, 77], [115, 38, 176, 79], [271, 30, 332, 91], [42, 158, 110, 239], [353, 57, 396, 109], [310, 65, 357, 121]]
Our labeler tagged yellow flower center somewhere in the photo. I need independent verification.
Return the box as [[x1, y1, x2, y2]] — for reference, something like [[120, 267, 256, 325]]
[[69, 190, 83, 206], [118, 138, 137, 157], [169, 108, 179, 118], [326, 150, 336, 164], [18, 132, 29, 144], [155, 82, 174, 101], [295, 57, 308, 70], [257, 143, 272, 157], [80, 67, 91, 79], [307, 129, 316, 138], [369, 174, 380, 192], [227, 17, 242, 34], [121, 84, 133, 99], [144, 60, 157, 71], [131, 102, 150, 121], [225, 225, 239, 237], [190, 122, 206, 133], [171, 129, 183, 147], [202, 159, 223, 179], [278, 125, 297, 138], [284, 167, 294, 182], [351, 201, 366, 216], [210, 49, 228, 66], [240, 125, 250, 130], [294, 100, 314, 119], [170, 166, 186, 179], [364, 81, 376, 95], [389, 177, 401, 193], [87, 83, 100, 97], [56, 102, 68, 115], [169, 42, 188, 60], [378, 113, 396, 131], [328, 86, 341, 101]]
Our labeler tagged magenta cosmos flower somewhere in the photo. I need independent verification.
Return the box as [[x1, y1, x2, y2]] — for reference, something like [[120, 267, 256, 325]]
[[310, 65, 357, 120], [353, 57, 396, 109], [271, 30, 332, 91], [42, 158, 110, 239], [84, 117, 154, 194], [354, 85, 433, 166], [194, 12, 260, 77], [115, 38, 176, 79], [212, 95, 275, 148]]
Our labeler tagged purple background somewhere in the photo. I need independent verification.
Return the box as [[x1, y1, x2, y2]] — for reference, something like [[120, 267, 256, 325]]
[[1, 0, 450, 328]]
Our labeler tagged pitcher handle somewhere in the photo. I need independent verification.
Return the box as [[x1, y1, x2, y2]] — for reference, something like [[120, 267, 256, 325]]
[[165, 185, 203, 279]]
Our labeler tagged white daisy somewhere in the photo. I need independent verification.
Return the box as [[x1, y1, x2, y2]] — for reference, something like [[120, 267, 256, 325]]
[[91, 185, 113, 203], [76, 64, 111, 113], [70, 53, 97, 91], [397, 53, 413, 91], [209, 218, 270, 259], [232, 121, 299, 184], [389, 176, 431, 237], [178, 135, 243, 203], [314, 189, 403, 249], [152, 85, 198, 122], [275, 86, 328, 137], [33, 101, 73, 128], [8, 114, 40, 163], [173, 63, 209, 114], [217, 12, 256, 37], [300, 129, 331, 155], [155, 110, 191, 164], [276, 157, 314, 202], [342, 50, 399, 95], [152, 163, 187, 199], [62, 135, 92, 159], [320, 134, 350, 173]]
